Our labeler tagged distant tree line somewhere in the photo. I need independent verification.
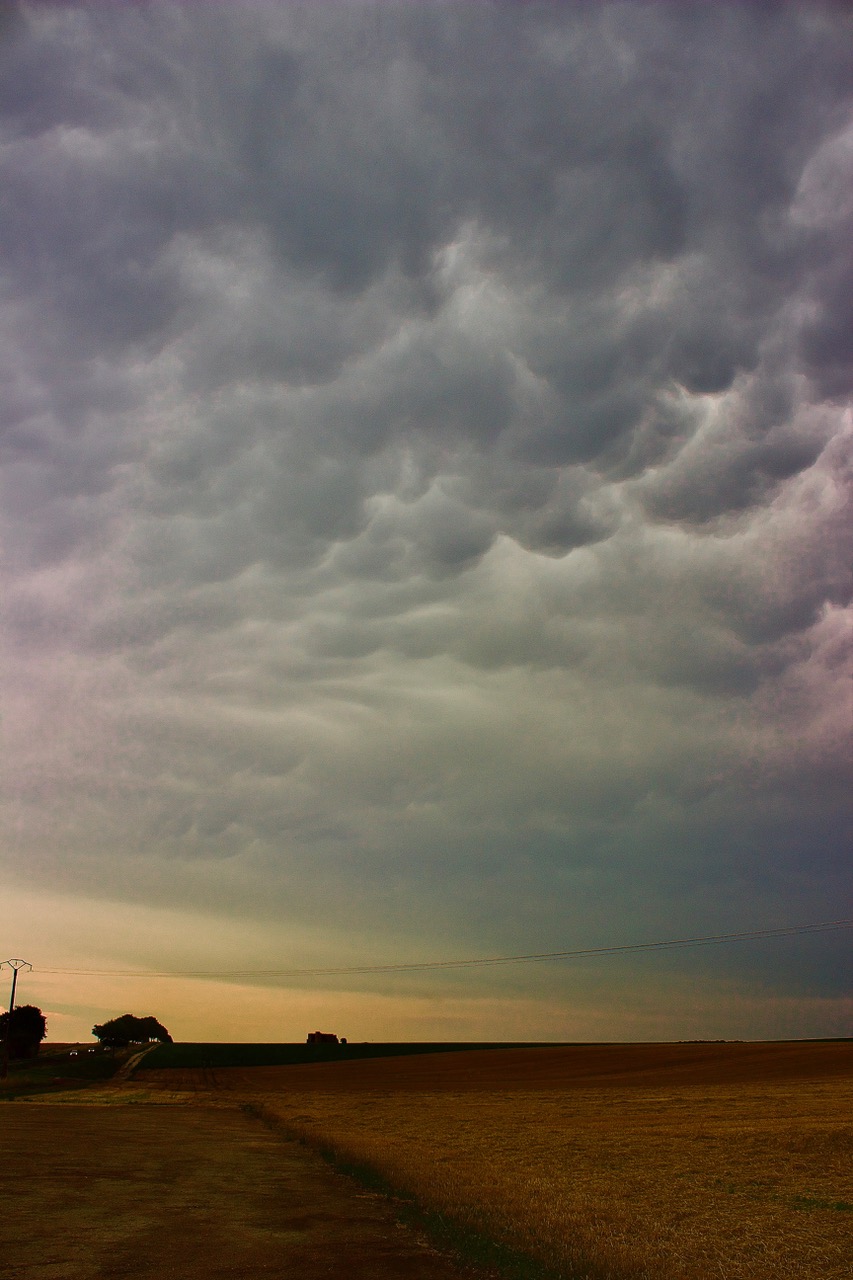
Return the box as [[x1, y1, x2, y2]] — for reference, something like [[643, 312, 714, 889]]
[[92, 1014, 172, 1048]]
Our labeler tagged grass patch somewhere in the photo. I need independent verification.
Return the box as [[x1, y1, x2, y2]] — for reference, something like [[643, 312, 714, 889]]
[[789, 1196, 853, 1212]]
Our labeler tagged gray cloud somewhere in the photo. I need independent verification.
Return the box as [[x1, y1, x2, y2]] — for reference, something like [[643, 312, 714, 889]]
[[0, 1, 850, 1035]]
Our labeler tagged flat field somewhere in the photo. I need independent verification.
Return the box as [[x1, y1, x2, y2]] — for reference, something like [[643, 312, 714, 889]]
[[0, 1102, 475, 1280], [143, 1040, 550, 1070], [142, 1040, 853, 1280]]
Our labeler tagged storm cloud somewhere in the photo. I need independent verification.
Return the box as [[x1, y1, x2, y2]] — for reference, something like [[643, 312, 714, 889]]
[[0, 2, 850, 1042]]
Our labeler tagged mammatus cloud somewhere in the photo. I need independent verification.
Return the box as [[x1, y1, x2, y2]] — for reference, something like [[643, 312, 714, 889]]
[[0, 2, 850, 1039]]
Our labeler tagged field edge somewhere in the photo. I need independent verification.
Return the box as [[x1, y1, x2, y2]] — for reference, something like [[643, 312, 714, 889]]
[[241, 1099, 646, 1280]]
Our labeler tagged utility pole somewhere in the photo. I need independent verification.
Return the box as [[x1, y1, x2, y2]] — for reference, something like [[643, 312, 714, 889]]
[[1, 958, 32, 1081]]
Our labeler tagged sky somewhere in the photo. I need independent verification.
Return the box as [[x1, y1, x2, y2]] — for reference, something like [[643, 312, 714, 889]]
[[0, 0, 851, 1046]]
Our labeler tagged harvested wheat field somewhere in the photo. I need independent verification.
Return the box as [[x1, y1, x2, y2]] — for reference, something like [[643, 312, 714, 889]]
[[142, 1041, 853, 1280]]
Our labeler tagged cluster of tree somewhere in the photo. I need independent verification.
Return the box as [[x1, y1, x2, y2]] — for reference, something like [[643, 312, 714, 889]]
[[0, 1004, 47, 1059], [91, 1014, 172, 1048]]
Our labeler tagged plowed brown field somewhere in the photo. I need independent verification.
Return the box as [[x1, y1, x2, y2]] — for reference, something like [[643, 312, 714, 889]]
[[140, 1040, 853, 1280], [141, 1037, 853, 1093]]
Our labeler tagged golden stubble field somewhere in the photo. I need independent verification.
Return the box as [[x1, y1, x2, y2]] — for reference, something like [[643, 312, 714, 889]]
[[144, 1041, 853, 1280]]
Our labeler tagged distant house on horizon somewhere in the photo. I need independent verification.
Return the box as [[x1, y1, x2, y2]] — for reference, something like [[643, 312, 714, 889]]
[[306, 1030, 341, 1045]]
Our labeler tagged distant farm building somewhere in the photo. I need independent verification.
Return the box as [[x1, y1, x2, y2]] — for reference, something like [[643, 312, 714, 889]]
[[306, 1031, 340, 1044]]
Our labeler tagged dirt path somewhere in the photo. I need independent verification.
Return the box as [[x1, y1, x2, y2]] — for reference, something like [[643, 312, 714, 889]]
[[0, 1102, 478, 1280]]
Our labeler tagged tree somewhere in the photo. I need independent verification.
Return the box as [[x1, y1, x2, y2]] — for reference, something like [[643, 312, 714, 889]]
[[92, 1014, 173, 1048], [0, 1004, 47, 1059]]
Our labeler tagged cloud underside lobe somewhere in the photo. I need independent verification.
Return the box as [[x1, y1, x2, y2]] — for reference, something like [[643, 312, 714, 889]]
[[0, 2, 851, 1023]]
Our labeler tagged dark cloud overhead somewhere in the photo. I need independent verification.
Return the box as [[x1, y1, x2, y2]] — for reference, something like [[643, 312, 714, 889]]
[[0, 2, 850, 1040]]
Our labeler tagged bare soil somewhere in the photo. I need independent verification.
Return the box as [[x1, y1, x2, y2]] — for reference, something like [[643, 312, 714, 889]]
[[0, 1102, 482, 1280]]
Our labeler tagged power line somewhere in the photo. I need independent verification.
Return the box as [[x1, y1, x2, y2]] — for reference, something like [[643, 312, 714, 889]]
[[38, 918, 853, 981], [1, 959, 32, 1080]]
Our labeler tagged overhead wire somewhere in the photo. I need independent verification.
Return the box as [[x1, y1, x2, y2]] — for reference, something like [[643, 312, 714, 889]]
[[36, 918, 853, 980]]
